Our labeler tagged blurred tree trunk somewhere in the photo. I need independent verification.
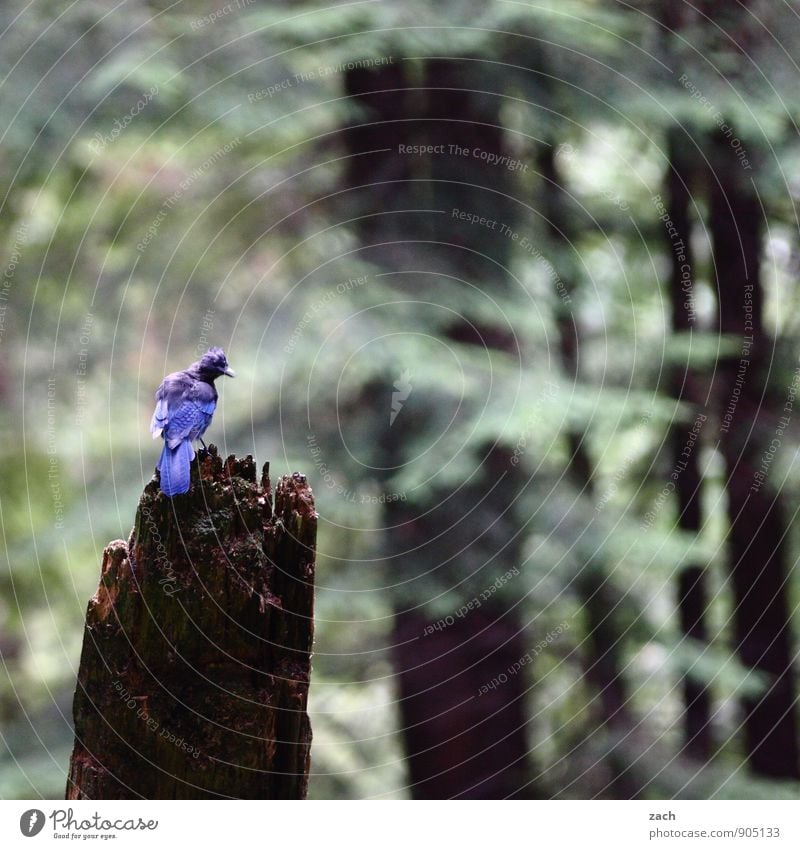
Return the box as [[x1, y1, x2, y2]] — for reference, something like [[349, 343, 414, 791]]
[[708, 132, 800, 779], [663, 126, 713, 760], [393, 590, 531, 798], [687, 0, 800, 780], [66, 449, 316, 799], [343, 58, 532, 798], [538, 141, 638, 798]]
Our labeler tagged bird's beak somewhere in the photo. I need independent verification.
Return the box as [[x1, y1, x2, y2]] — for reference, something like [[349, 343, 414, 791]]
[[224, 366, 236, 378]]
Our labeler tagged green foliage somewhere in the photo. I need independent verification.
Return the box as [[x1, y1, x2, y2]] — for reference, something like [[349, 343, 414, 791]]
[[2, 0, 800, 801]]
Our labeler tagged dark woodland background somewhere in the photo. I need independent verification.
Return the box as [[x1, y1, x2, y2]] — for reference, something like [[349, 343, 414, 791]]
[[2, 0, 800, 799]]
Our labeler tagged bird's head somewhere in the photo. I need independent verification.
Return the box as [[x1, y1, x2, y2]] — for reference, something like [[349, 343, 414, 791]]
[[197, 347, 236, 381]]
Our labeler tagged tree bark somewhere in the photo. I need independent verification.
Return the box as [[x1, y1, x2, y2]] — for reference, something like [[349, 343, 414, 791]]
[[66, 446, 316, 799], [709, 131, 800, 779]]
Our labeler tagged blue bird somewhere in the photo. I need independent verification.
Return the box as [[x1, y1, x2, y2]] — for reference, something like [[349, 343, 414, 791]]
[[150, 347, 236, 496]]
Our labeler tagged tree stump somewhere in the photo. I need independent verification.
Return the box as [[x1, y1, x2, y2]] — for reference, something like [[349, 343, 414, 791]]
[[66, 446, 316, 799]]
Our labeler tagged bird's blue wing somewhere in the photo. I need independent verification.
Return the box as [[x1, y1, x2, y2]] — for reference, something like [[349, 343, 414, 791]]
[[195, 397, 217, 436], [151, 372, 218, 446], [150, 390, 169, 437], [163, 401, 207, 447], [192, 382, 218, 433], [151, 373, 191, 440]]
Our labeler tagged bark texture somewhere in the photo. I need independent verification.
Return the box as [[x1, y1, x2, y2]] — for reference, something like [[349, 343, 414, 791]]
[[66, 446, 316, 799]]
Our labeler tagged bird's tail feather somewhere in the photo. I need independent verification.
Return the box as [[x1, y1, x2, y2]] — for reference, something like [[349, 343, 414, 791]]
[[158, 440, 194, 496]]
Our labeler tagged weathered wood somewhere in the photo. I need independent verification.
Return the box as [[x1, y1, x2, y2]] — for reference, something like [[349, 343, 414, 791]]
[[66, 446, 316, 799]]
